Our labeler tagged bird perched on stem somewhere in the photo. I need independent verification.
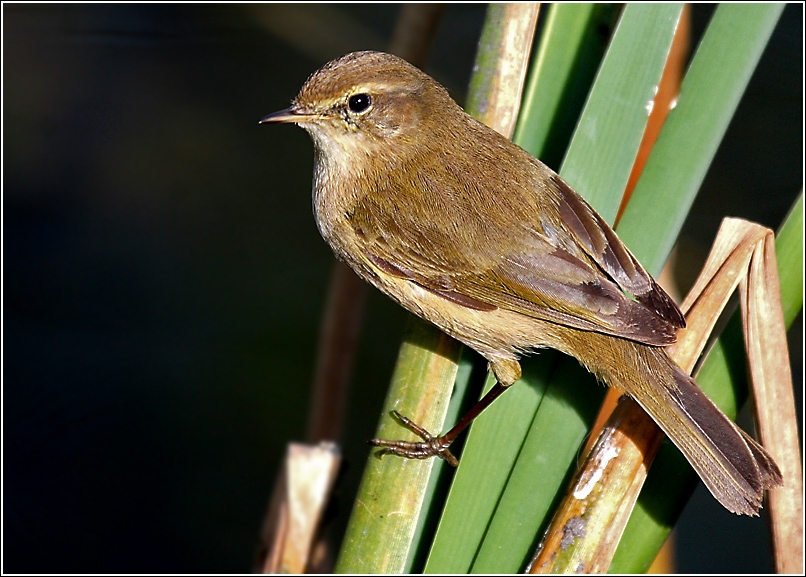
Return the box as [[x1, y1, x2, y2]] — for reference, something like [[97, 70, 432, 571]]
[[262, 50, 782, 515]]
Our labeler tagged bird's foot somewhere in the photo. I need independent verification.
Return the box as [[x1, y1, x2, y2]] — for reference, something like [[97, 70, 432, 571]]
[[369, 410, 459, 467]]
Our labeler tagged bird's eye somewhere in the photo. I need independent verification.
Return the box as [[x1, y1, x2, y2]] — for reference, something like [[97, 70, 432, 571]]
[[348, 93, 372, 113]]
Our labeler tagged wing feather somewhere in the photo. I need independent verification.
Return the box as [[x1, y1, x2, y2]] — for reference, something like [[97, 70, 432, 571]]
[[348, 156, 684, 346]]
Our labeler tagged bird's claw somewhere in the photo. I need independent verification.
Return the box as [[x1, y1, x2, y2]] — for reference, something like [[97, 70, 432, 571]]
[[369, 410, 459, 467]]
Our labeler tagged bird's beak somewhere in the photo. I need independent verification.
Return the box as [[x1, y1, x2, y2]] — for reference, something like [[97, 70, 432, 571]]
[[259, 106, 316, 125]]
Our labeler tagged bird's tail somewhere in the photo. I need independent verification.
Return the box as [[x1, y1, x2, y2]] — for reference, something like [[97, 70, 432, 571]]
[[587, 337, 783, 515]]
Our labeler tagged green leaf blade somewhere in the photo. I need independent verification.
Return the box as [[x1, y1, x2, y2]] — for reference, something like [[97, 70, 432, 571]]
[[561, 3, 684, 223], [617, 3, 785, 275], [514, 3, 619, 168]]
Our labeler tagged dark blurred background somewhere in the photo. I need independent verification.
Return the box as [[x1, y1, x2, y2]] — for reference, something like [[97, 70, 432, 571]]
[[3, 4, 801, 573]]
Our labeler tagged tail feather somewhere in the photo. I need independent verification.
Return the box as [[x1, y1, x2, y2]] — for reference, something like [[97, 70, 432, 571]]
[[612, 342, 783, 515]]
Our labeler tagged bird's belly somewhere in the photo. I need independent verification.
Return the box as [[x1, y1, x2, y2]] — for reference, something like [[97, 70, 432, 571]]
[[365, 271, 564, 363]]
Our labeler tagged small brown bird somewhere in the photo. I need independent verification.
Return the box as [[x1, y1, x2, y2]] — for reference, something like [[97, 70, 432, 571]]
[[261, 51, 781, 515]]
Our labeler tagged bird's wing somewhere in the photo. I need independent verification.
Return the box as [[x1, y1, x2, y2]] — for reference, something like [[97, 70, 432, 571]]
[[351, 171, 684, 346]]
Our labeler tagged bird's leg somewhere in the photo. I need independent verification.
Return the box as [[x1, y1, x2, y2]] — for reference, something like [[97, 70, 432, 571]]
[[369, 381, 510, 467]]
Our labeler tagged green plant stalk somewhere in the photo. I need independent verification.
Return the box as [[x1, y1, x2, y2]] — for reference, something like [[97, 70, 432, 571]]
[[334, 318, 463, 573], [514, 3, 620, 168], [405, 346, 478, 572], [775, 192, 804, 323], [561, 3, 684, 223], [424, 354, 560, 573]]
